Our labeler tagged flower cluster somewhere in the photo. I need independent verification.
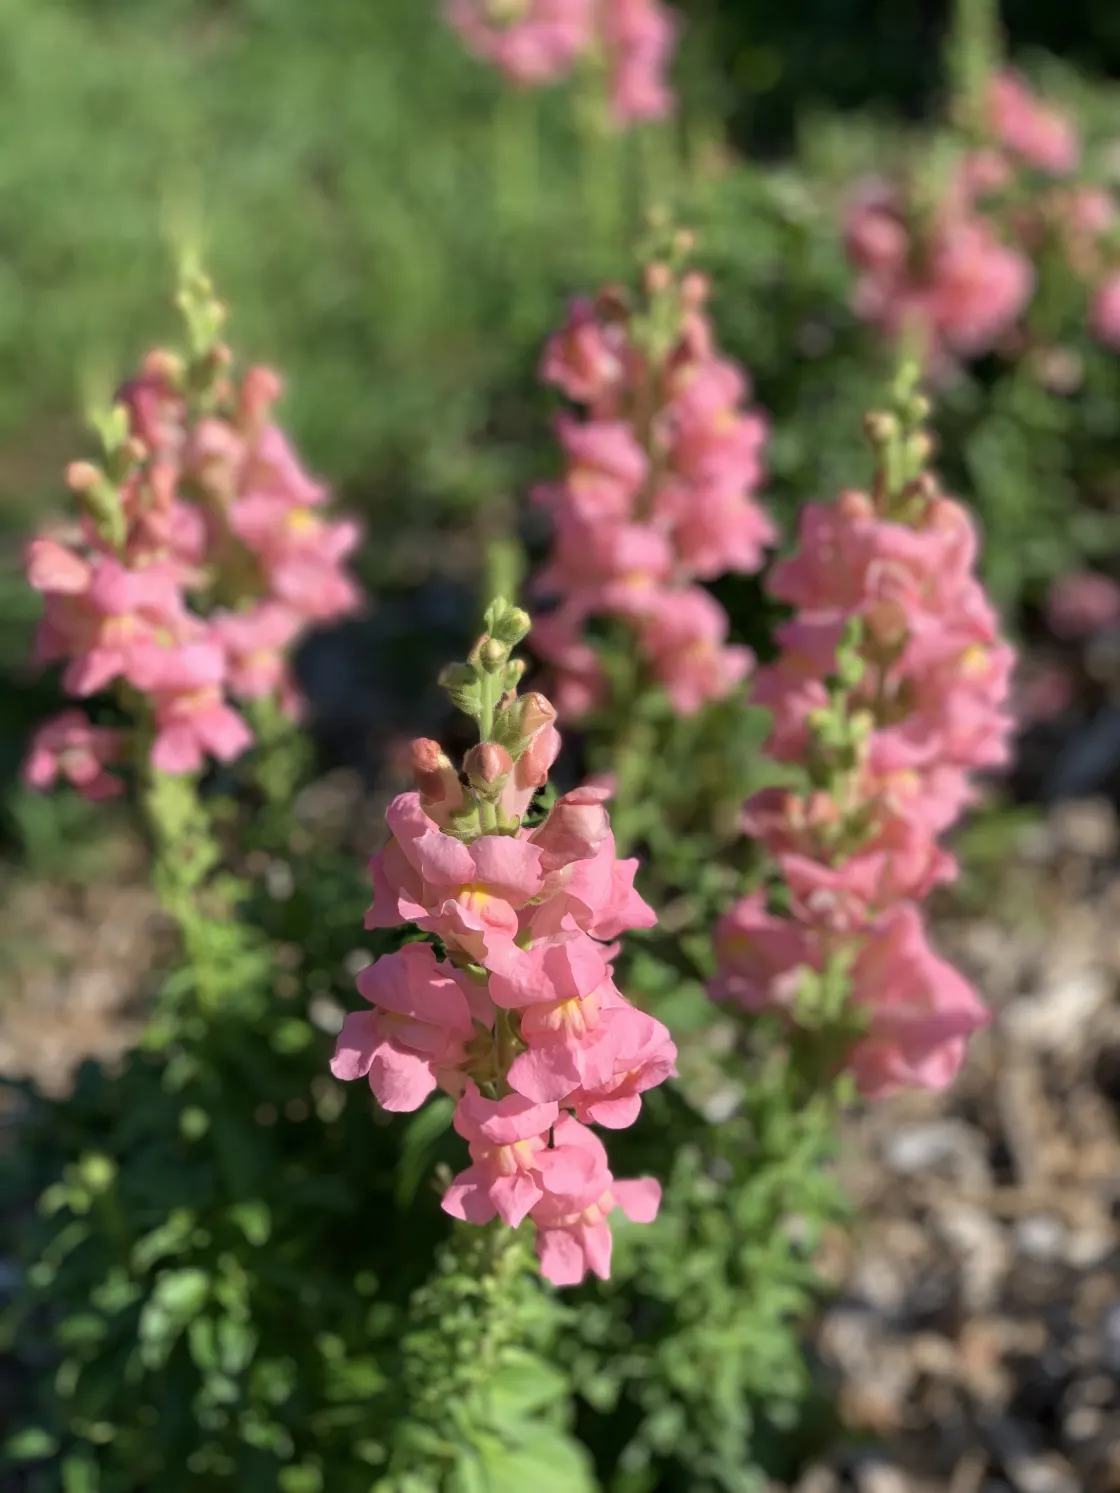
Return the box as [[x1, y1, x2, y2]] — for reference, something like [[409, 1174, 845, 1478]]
[[331, 601, 674, 1286], [446, 0, 677, 126], [845, 67, 1120, 376], [22, 270, 362, 795], [532, 247, 775, 718], [713, 384, 1012, 1097]]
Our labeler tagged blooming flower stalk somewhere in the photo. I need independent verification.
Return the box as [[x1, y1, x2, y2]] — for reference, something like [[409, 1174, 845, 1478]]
[[713, 372, 1013, 1098], [21, 264, 362, 798], [532, 236, 775, 718], [445, 0, 677, 127], [845, 65, 1120, 376], [331, 599, 674, 1286]]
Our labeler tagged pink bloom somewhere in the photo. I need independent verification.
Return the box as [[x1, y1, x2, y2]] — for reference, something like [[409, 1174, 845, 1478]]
[[130, 638, 254, 775], [988, 69, 1080, 176], [529, 784, 612, 872], [848, 905, 990, 1099], [598, 0, 678, 125], [443, 1084, 596, 1227], [540, 417, 649, 522], [332, 942, 488, 1111], [638, 586, 754, 715], [569, 1001, 677, 1128], [487, 938, 618, 1102], [366, 792, 545, 962], [1090, 272, 1120, 350], [540, 298, 627, 406], [229, 493, 362, 623], [711, 892, 819, 1012], [531, 1115, 661, 1286], [22, 710, 125, 801], [212, 602, 302, 700], [445, 0, 594, 86]]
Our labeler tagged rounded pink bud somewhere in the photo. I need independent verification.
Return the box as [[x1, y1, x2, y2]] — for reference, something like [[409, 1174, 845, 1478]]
[[530, 785, 611, 872], [464, 742, 514, 789], [409, 737, 465, 821], [517, 691, 557, 738], [65, 461, 102, 494]]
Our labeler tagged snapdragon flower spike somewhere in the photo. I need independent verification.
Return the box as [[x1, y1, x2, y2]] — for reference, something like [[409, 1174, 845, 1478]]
[[844, 67, 1120, 374], [330, 601, 672, 1286], [20, 269, 363, 789], [445, 0, 677, 128], [713, 380, 1009, 1099], [533, 245, 775, 718]]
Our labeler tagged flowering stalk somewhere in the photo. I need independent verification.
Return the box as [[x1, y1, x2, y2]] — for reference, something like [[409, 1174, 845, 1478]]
[[713, 368, 1014, 1097], [445, 0, 678, 130], [330, 598, 675, 1286], [844, 19, 1120, 376], [532, 228, 775, 724], [20, 259, 362, 1011]]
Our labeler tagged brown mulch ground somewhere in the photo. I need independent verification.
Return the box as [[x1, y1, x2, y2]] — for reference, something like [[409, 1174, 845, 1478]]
[[789, 799, 1120, 1493]]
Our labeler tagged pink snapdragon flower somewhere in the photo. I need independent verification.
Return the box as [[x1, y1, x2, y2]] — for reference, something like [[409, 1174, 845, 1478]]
[[22, 710, 125, 801], [987, 69, 1080, 177], [847, 904, 989, 1098], [533, 266, 774, 718], [366, 791, 546, 961], [445, 0, 594, 85], [845, 181, 1034, 376], [530, 1115, 661, 1285], [129, 639, 254, 776], [331, 942, 488, 1111], [444, 0, 678, 129], [599, 0, 678, 125]]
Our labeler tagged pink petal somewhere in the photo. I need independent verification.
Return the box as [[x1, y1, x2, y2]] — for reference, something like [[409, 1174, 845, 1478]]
[[613, 1178, 662, 1224], [367, 1046, 437, 1112], [536, 1227, 588, 1287], [441, 1164, 498, 1224], [330, 1010, 381, 1080], [490, 1171, 543, 1229]]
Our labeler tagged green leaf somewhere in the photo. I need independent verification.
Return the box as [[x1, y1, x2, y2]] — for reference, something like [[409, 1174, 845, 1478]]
[[229, 1200, 272, 1247], [480, 1430, 596, 1493], [5, 1428, 59, 1461]]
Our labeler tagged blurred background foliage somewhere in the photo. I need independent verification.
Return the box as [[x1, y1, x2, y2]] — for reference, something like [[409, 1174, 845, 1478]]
[[4, 0, 1120, 1486]]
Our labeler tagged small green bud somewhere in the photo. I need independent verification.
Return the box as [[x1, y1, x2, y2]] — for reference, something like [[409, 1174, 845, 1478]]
[[478, 636, 508, 674], [862, 411, 898, 448], [503, 658, 527, 692], [489, 605, 531, 648]]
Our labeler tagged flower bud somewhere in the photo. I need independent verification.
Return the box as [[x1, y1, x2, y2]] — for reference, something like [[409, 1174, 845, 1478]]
[[464, 743, 513, 801], [644, 261, 672, 296], [410, 738, 465, 823], [862, 411, 898, 448], [489, 604, 531, 647], [508, 691, 557, 745], [530, 785, 612, 872], [477, 636, 508, 674]]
